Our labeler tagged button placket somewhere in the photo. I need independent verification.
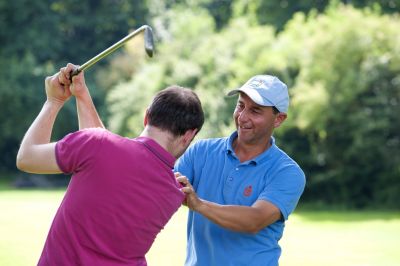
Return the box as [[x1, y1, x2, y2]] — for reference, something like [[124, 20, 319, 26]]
[[225, 165, 240, 187]]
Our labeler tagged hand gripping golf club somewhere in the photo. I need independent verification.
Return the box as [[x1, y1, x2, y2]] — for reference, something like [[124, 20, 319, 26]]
[[71, 25, 154, 77]]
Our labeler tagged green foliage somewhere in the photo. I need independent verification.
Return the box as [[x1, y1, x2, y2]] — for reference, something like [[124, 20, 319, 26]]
[[233, 0, 327, 30], [232, 0, 400, 31], [2, 0, 400, 209], [279, 5, 400, 208], [107, 4, 400, 209], [0, 0, 149, 170], [106, 8, 280, 138]]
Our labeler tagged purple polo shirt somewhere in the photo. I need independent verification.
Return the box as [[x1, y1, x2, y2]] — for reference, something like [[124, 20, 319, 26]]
[[38, 128, 184, 266]]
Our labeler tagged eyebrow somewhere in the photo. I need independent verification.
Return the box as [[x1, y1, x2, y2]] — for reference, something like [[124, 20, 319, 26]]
[[251, 106, 264, 113], [237, 100, 264, 111]]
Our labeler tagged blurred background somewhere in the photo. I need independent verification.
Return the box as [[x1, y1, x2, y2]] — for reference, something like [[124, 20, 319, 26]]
[[1, 0, 399, 265]]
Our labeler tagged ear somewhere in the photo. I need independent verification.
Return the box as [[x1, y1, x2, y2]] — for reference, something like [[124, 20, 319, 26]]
[[274, 113, 287, 128], [182, 128, 198, 146], [143, 109, 149, 126]]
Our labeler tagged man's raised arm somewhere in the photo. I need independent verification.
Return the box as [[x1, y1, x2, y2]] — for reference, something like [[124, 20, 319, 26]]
[[16, 70, 73, 174], [61, 63, 105, 130]]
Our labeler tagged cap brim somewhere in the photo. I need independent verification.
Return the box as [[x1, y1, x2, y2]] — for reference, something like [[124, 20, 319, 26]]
[[226, 88, 272, 107], [227, 89, 240, 96]]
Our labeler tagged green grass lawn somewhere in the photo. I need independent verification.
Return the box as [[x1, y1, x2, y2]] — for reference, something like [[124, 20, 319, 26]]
[[1, 189, 399, 266]]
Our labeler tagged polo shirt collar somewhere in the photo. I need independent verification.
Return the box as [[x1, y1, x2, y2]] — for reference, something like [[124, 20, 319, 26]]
[[226, 131, 277, 165], [134, 136, 175, 169]]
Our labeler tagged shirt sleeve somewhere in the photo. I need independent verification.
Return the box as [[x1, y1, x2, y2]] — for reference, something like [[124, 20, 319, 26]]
[[258, 163, 306, 220], [55, 128, 106, 174]]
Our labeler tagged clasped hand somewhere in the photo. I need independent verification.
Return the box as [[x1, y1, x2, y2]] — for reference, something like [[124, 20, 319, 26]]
[[45, 63, 87, 104], [175, 172, 202, 211]]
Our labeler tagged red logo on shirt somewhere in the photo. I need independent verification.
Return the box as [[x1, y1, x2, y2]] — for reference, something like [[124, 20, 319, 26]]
[[243, 185, 252, 197]]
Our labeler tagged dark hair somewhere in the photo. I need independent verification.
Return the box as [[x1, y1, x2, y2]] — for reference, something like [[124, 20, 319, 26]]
[[272, 106, 280, 114], [147, 85, 204, 136]]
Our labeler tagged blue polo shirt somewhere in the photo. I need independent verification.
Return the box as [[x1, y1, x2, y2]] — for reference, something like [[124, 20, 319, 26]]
[[175, 132, 305, 266]]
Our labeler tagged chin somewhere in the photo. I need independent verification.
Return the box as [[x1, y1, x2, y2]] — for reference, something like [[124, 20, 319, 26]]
[[237, 134, 249, 142]]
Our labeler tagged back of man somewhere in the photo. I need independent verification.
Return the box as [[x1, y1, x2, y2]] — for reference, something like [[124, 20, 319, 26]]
[[16, 64, 205, 265], [39, 128, 184, 265]]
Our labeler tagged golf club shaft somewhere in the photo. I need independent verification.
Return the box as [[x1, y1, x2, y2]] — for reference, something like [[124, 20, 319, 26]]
[[71, 25, 150, 77]]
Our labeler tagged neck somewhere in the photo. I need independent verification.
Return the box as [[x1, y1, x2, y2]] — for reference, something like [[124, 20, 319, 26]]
[[233, 136, 272, 163], [140, 125, 179, 158]]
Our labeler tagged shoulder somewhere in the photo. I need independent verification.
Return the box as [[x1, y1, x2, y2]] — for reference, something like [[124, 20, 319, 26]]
[[273, 147, 306, 183], [186, 136, 229, 155], [67, 127, 107, 137], [60, 128, 109, 145], [178, 136, 228, 163], [191, 136, 228, 148]]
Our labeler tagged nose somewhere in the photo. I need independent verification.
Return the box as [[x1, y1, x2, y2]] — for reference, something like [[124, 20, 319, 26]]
[[237, 108, 249, 123]]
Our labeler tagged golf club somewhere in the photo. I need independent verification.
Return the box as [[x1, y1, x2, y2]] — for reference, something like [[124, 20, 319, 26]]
[[71, 25, 154, 77]]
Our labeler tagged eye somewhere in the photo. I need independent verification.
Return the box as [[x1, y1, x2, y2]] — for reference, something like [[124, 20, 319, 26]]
[[236, 103, 244, 110]]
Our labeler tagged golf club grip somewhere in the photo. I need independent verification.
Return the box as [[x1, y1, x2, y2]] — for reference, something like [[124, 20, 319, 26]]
[[70, 68, 81, 78]]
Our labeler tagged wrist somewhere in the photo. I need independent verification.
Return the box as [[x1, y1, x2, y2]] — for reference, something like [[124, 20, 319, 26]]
[[195, 199, 208, 213], [45, 98, 65, 109], [74, 88, 91, 101]]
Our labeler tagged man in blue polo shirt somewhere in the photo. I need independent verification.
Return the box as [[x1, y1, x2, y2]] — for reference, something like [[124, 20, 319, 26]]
[[176, 75, 306, 266]]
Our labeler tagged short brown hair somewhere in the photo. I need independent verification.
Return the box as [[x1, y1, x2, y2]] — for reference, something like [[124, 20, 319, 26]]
[[147, 86, 204, 136]]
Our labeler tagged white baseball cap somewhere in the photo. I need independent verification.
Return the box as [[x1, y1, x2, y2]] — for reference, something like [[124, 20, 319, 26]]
[[227, 75, 289, 113]]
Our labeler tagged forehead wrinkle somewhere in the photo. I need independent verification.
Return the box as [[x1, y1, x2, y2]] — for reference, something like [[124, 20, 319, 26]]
[[238, 93, 269, 110]]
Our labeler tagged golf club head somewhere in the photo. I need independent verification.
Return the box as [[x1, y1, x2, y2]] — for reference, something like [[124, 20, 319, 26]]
[[144, 26, 155, 58]]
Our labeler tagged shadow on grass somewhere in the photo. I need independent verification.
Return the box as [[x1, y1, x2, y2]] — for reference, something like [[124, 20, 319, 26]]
[[0, 172, 70, 191]]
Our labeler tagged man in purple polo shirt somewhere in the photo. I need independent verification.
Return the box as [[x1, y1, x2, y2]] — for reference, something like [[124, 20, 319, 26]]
[[16, 63, 204, 265]]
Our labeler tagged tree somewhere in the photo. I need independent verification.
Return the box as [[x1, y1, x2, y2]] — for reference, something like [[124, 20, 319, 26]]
[[0, 0, 149, 171], [106, 4, 400, 209], [279, 4, 400, 208], [232, 0, 400, 31]]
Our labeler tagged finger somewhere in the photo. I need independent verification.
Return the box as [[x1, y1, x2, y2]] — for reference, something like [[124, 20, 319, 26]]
[[176, 175, 191, 189], [174, 172, 181, 178], [64, 63, 77, 83], [46, 73, 58, 87], [176, 176, 189, 185], [180, 187, 193, 194], [66, 63, 77, 76], [58, 68, 70, 86], [182, 199, 188, 207], [66, 63, 80, 81], [71, 68, 83, 83], [45, 76, 52, 88]]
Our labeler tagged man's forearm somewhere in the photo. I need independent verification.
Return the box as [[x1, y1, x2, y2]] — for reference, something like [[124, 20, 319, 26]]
[[75, 91, 105, 130], [195, 201, 261, 233], [178, 175, 280, 233], [193, 199, 281, 234], [19, 100, 62, 146], [16, 100, 63, 172]]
